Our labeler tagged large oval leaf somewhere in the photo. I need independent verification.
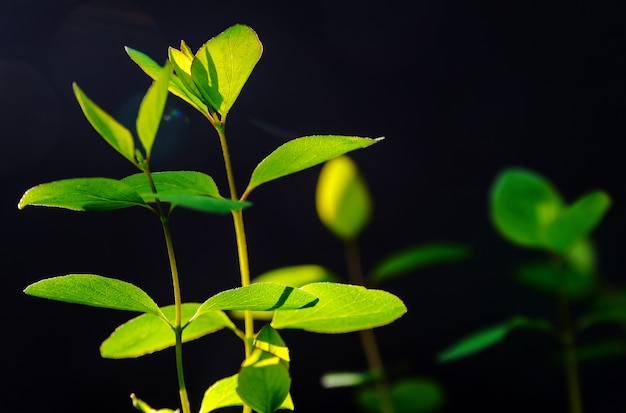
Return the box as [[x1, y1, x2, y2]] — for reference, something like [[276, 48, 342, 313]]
[[73, 83, 136, 164], [238, 351, 291, 413], [24, 274, 162, 316], [190, 24, 262, 116], [245, 135, 383, 197], [100, 303, 234, 358], [271, 282, 406, 333], [490, 168, 564, 249], [122, 171, 221, 198], [316, 155, 372, 241], [192, 283, 319, 321], [18, 178, 147, 211]]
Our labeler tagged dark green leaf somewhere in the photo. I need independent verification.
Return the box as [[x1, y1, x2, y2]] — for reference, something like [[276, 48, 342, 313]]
[[24, 274, 162, 316], [245, 136, 383, 197], [238, 350, 291, 413], [357, 378, 445, 413], [515, 261, 596, 300], [145, 193, 249, 214], [19, 178, 147, 211], [370, 243, 471, 284]]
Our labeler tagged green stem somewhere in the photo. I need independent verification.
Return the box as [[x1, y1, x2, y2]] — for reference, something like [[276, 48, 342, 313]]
[[144, 168, 190, 413], [345, 239, 395, 413], [213, 120, 254, 413]]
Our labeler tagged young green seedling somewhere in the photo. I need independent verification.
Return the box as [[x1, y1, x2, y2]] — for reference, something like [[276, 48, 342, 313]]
[[19, 24, 407, 413], [437, 167, 624, 413]]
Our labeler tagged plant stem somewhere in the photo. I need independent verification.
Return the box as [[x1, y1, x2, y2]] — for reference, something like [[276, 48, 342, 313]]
[[345, 239, 395, 413], [144, 169, 191, 413], [213, 121, 254, 413]]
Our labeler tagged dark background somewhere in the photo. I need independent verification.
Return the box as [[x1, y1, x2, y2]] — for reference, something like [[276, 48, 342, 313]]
[[2, 1, 625, 412]]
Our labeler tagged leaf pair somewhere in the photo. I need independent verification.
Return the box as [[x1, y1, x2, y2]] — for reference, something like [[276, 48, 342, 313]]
[[491, 168, 611, 254]]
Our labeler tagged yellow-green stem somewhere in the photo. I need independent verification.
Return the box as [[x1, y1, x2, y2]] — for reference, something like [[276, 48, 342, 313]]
[[345, 239, 395, 413], [212, 120, 254, 413]]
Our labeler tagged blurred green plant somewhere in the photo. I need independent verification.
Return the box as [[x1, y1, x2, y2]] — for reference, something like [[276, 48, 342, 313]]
[[246, 155, 471, 413], [19, 25, 407, 413], [437, 167, 626, 413]]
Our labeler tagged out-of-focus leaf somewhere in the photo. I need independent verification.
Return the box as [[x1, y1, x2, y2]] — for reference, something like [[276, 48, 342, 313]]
[[316, 155, 372, 240], [357, 378, 444, 413], [515, 261, 597, 300], [370, 243, 471, 284], [321, 370, 376, 388]]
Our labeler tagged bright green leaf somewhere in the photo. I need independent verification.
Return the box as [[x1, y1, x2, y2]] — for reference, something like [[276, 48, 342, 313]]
[[245, 135, 383, 196], [125, 46, 207, 114], [136, 62, 172, 158], [131, 393, 179, 413], [73, 83, 136, 164], [238, 351, 291, 413], [357, 378, 445, 413], [254, 325, 290, 361], [122, 171, 221, 198], [543, 190, 611, 254], [18, 178, 147, 211], [193, 283, 319, 321], [490, 168, 564, 249], [143, 193, 249, 214], [168, 46, 202, 97], [190, 24, 262, 116], [100, 303, 234, 358], [370, 243, 471, 284], [24, 274, 162, 316], [316, 155, 372, 240], [515, 261, 596, 300], [437, 316, 553, 363], [321, 370, 376, 388], [271, 282, 406, 333]]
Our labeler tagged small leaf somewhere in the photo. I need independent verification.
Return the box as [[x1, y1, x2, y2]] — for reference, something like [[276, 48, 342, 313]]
[[136, 62, 172, 158], [254, 325, 290, 361], [125, 46, 207, 113], [190, 24, 262, 116], [131, 394, 179, 413], [18, 178, 147, 211], [193, 283, 319, 321], [515, 260, 596, 300], [245, 136, 383, 197], [24, 274, 162, 316], [357, 378, 445, 413], [316, 155, 372, 240], [271, 282, 406, 333], [321, 371, 376, 388], [437, 316, 553, 363], [143, 193, 249, 214], [543, 190, 611, 254], [200, 375, 243, 413], [122, 171, 221, 198], [490, 167, 564, 249], [573, 339, 626, 364], [100, 303, 235, 359], [238, 351, 291, 413], [168, 46, 202, 97], [370, 243, 471, 284], [73, 83, 136, 164]]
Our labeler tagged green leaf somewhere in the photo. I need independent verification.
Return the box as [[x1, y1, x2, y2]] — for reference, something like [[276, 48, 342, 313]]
[[122, 171, 221, 198], [131, 394, 179, 413], [316, 155, 372, 240], [168, 46, 202, 97], [253, 325, 290, 361], [573, 339, 626, 364], [490, 168, 564, 249], [136, 62, 171, 158], [100, 303, 234, 358], [238, 350, 291, 413], [73, 83, 136, 164], [125, 46, 207, 114], [357, 378, 445, 413], [515, 260, 596, 300], [193, 283, 319, 321], [230, 265, 339, 321], [543, 190, 611, 254], [437, 316, 553, 363], [18, 178, 147, 211], [245, 135, 383, 197], [24, 274, 162, 316], [190, 24, 262, 116], [143, 193, 249, 214], [200, 374, 243, 413], [271, 282, 406, 333], [320, 371, 376, 388], [370, 243, 471, 284], [581, 289, 626, 328]]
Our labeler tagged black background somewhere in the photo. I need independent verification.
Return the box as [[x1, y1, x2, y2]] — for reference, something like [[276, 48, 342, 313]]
[[2, 1, 626, 412]]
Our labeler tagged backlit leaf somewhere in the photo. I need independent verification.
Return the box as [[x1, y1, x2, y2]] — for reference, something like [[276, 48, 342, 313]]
[[246, 136, 383, 196], [200, 375, 243, 413], [100, 303, 234, 358], [122, 171, 221, 198], [131, 394, 179, 413], [73, 83, 136, 164], [271, 282, 406, 333], [316, 155, 372, 240], [19, 178, 147, 211], [238, 351, 291, 413], [370, 243, 471, 284], [24, 274, 162, 316], [136, 62, 171, 158], [190, 24, 262, 116]]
